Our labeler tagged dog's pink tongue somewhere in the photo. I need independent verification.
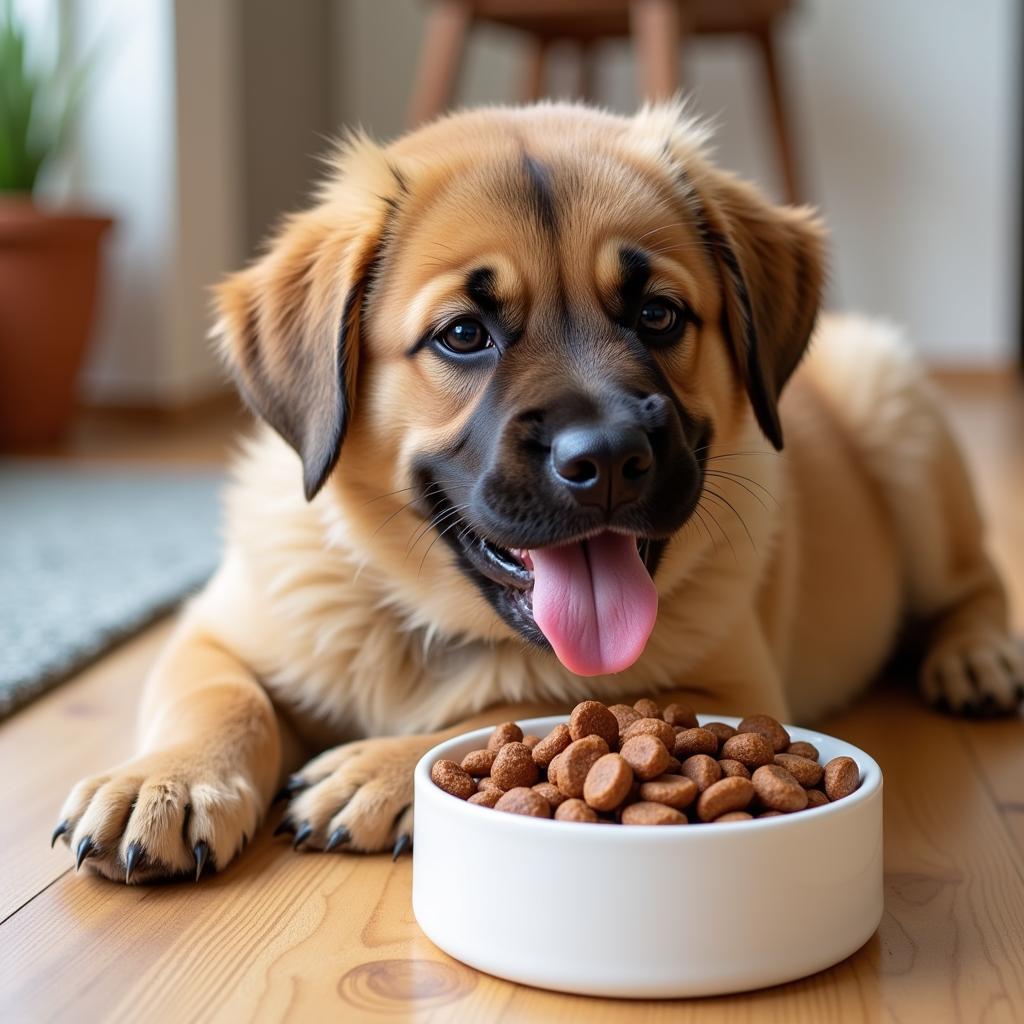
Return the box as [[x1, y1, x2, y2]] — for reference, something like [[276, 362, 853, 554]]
[[529, 533, 658, 676]]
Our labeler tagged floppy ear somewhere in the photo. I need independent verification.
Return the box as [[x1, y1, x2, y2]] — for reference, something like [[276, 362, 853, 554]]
[[213, 137, 394, 499], [699, 173, 826, 449]]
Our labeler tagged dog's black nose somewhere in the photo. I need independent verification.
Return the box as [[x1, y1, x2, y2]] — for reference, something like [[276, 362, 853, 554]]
[[550, 424, 653, 511]]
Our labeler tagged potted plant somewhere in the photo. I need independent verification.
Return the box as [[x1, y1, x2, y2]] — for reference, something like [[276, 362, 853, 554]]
[[0, 0, 111, 446]]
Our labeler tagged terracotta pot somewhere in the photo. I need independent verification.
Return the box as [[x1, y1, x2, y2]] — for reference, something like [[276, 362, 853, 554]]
[[0, 198, 113, 446]]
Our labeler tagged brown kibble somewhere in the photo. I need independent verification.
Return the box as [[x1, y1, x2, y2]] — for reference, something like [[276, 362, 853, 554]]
[[633, 698, 661, 719], [532, 723, 572, 767], [704, 721, 737, 744], [622, 717, 676, 750], [533, 781, 567, 809], [663, 702, 699, 728], [697, 776, 755, 821], [487, 722, 524, 751], [460, 748, 496, 776], [806, 788, 830, 808], [681, 753, 722, 792], [721, 732, 775, 769], [569, 700, 620, 747], [522, 734, 541, 750], [430, 759, 475, 800], [621, 801, 687, 825], [490, 742, 540, 790], [477, 776, 503, 793], [824, 756, 860, 801], [607, 704, 642, 732], [774, 753, 824, 788], [554, 798, 599, 822], [752, 764, 809, 812], [737, 714, 791, 753], [758, 810, 783, 818], [555, 735, 610, 797], [569, 704, 614, 745], [787, 740, 820, 761], [663, 755, 682, 774], [494, 786, 551, 817], [583, 753, 635, 811], [718, 758, 751, 780], [714, 811, 753, 823], [638, 774, 698, 809], [467, 789, 502, 808], [673, 727, 720, 758], [620, 734, 670, 781]]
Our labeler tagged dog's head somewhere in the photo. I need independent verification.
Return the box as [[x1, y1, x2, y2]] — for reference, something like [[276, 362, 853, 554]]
[[215, 103, 824, 676]]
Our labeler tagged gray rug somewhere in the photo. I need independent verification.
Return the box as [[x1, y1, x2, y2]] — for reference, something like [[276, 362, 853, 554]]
[[0, 462, 223, 720]]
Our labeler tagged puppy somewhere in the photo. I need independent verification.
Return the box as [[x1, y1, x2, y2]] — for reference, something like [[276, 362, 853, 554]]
[[55, 102, 1021, 882]]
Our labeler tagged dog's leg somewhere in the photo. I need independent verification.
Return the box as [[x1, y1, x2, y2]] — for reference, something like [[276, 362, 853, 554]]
[[907, 415, 1023, 714], [53, 617, 289, 883]]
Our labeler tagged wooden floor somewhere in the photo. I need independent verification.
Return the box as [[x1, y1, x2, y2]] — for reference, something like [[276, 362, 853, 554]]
[[2, 379, 1023, 1023]]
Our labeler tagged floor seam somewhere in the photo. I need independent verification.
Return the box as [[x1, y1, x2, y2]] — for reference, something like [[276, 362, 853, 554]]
[[0, 868, 72, 928]]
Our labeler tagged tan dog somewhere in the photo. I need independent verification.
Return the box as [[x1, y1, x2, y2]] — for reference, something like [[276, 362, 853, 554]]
[[55, 102, 1020, 882]]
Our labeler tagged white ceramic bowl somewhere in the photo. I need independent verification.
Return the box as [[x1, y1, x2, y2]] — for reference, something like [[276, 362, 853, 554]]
[[413, 714, 883, 998]]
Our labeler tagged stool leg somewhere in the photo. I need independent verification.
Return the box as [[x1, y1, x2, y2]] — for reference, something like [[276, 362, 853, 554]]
[[578, 40, 595, 102], [407, 0, 472, 127], [753, 22, 800, 205], [630, 0, 681, 102], [524, 37, 551, 102]]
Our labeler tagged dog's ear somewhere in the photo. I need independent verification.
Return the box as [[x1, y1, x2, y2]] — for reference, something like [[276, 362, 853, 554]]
[[698, 173, 826, 449], [213, 136, 395, 499]]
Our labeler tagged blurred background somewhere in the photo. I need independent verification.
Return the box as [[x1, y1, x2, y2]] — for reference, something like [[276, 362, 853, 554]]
[[1, 0, 1021, 718], [7, 0, 1021, 421]]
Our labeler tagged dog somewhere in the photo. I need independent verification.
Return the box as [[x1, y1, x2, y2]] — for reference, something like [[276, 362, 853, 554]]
[[54, 102, 1021, 882]]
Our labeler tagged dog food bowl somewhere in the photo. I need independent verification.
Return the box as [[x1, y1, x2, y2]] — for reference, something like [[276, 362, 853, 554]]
[[413, 714, 883, 998]]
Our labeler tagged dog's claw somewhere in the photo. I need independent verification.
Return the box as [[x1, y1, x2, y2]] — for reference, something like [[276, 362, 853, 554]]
[[51, 820, 69, 849], [193, 840, 210, 881], [292, 822, 313, 850], [124, 841, 144, 883], [392, 833, 412, 861], [274, 774, 307, 803], [272, 818, 295, 838], [75, 836, 94, 871], [325, 826, 350, 853]]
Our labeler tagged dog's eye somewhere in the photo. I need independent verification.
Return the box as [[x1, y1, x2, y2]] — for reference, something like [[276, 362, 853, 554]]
[[637, 298, 685, 341], [436, 318, 493, 356]]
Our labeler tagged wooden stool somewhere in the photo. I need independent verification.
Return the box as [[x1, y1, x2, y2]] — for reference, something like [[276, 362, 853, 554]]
[[408, 0, 802, 204]]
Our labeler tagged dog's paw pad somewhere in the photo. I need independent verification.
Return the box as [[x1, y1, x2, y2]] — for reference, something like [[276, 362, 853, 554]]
[[279, 736, 428, 855], [920, 634, 1024, 716]]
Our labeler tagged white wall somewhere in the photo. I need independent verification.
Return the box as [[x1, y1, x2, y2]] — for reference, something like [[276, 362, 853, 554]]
[[331, 0, 1018, 367]]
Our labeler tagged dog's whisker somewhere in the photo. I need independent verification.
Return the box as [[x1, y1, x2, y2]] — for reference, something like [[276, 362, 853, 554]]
[[405, 502, 474, 558], [416, 514, 470, 576], [704, 471, 773, 511], [702, 486, 756, 552], [696, 499, 736, 562]]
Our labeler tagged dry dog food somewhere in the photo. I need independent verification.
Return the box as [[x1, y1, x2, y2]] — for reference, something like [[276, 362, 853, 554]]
[[433, 700, 863, 825]]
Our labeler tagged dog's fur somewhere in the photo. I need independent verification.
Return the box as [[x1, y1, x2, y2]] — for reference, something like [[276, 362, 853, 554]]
[[56, 103, 1021, 882]]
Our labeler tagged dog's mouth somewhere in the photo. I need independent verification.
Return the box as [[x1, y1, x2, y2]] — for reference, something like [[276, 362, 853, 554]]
[[429, 489, 662, 676]]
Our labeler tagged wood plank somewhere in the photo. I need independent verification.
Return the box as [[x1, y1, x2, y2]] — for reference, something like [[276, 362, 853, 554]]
[[0, 622, 172, 921]]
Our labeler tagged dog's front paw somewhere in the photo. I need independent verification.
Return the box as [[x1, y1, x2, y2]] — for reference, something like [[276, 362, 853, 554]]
[[920, 632, 1024, 716], [279, 735, 435, 858], [53, 747, 263, 883]]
